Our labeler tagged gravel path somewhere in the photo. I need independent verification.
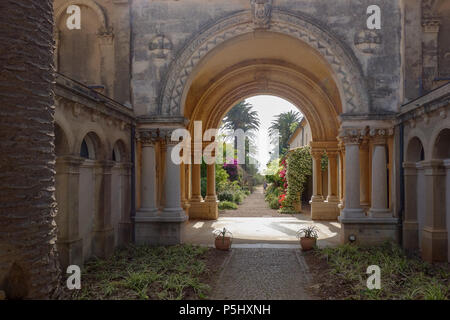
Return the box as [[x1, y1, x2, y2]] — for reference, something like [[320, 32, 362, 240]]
[[210, 248, 315, 300], [220, 186, 310, 217]]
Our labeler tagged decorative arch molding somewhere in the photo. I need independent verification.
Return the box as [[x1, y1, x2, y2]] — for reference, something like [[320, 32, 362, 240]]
[[55, 0, 108, 30], [405, 128, 429, 161], [76, 127, 109, 161], [188, 62, 339, 141], [430, 125, 450, 159], [160, 9, 369, 116]]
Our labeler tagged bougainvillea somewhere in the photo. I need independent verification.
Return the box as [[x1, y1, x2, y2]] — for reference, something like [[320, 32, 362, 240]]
[[279, 146, 313, 213], [223, 158, 239, 181]]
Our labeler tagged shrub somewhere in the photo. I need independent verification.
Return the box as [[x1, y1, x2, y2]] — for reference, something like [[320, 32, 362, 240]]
[[268, 196, 280, 209], [218, 201, 238, 210], [233, 192, 244, 204], [218, 191, 234, 202]]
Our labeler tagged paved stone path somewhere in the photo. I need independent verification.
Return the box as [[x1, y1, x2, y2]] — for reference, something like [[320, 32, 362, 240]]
[[220, 186, 310, 217], [210, 248, 314, 300]]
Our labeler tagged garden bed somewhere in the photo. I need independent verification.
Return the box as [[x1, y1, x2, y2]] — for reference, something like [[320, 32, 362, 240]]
[[64, 244, 230, 300], [304, 242, 450, 300]]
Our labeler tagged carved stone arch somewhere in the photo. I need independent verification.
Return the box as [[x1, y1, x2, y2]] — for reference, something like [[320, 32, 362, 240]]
[[55, 0, 108, 30], [160, 9, 369, 116]]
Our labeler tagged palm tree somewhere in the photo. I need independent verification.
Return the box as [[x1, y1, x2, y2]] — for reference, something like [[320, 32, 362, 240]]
[[222, 101, 261, 149], [269, 110, 302, 155], [0, 0, 60, 299]]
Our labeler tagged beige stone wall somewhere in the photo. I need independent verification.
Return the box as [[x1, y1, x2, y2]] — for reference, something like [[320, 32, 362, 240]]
[[54, 73, 134, 267], [53, 0, 132, 105]]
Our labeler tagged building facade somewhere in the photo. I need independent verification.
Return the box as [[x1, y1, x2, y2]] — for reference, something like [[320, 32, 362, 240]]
[[50, 0, 449, 264]]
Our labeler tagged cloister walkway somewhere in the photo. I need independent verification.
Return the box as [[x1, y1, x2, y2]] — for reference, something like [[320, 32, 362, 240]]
[[183, 186, 341, 248]]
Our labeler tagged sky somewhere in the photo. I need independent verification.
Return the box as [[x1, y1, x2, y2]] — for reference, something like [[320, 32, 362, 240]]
[[244, 95, 302, 173]]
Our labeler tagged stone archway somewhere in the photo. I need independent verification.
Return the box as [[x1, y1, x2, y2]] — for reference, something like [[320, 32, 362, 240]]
[[159, 10, 370, 116], [135, 7, 398, 246]]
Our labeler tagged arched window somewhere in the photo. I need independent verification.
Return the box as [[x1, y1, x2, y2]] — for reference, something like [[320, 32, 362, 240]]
[[112, 140, 127, 163], [433, 129, 450, 159], [80, 133, 99, 160], [406, 137, 425, 162]]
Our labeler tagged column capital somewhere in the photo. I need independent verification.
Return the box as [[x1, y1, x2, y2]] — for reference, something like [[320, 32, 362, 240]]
[[369, 127, 394, 145], [403, 161, 419, 176], [138, 130, 159, 146], [339, 127, 367, 145], [422, 18, 440, 33], [421, 160, 446, 175], [56, 155, 85, 167]]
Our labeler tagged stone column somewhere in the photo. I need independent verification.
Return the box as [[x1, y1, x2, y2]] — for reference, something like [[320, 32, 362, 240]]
[[191, 163, 203, 202], [55, 156, 84, 269], [338, 144, 345, 208], [162, 139, 185, 218], [359, 140, 370, 206], [368, 134, 391, 218], [118, 162, 132, 245], [445, 160, 450, 263], [421, 160, 447, 262], [339, 130, 365, 219], [310, 150, 323, 202], [326, 151, 339, 203], [92, 160, 115, 259], [136, 134, 158, 216], [402, 162, 419, 250], [205, 164, 217, 202]]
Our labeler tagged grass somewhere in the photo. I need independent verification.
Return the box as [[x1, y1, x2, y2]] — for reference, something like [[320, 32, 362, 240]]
[[311, 242, 449, 300], [69, 244, 212, 300]]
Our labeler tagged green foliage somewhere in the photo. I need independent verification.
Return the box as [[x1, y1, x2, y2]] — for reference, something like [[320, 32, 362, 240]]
[[268, 111, 302, 155], [316, 242, 450, 300], [71, 244, 211, 300], [264, 183, 283, 209], [233, 192, 244, 205], [217, 191, 234, 202], [279, 146, 312, 213], [218, 201, 238, 210]]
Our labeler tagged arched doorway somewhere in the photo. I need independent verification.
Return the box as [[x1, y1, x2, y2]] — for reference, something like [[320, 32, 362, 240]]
[[135, 10, 397, 246]]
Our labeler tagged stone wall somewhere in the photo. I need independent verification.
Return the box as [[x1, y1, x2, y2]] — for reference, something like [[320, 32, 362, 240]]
[[130, 0, 402, 116], [54, 73, 135, 268]]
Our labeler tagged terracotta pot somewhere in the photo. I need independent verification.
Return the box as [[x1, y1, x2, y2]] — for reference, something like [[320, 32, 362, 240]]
[[215, 236, 232, 251], [300, 237, 316, 251]]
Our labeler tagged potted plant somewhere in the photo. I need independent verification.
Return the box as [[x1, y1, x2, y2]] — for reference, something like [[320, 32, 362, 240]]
[[296, 225, 319, 251], [213, 227, 232, 251]]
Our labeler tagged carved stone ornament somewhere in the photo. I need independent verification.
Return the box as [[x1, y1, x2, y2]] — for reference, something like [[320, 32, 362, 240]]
[[339, 128, 367, 145], [138, 130, 159, 146], [251, 0, 273, 30], [149, 34, 173, 59], [354, 30, 382, 54]]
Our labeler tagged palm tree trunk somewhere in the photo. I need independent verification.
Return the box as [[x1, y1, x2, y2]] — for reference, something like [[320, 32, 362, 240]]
[[0, 0, 60, 299]]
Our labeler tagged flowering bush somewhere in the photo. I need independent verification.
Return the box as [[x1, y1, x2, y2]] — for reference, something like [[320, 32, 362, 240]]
[[279, 146, 312, 213]]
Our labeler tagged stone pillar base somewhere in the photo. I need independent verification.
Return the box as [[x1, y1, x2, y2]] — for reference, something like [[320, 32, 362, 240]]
[[311, 201, 340, 220], [339, 217, 399, 245], [118, 222, 133, 246], [402, 221, 419, 251], [339, 208, 366, 219], [368, 209, 392, 218], [57, 238, 83, 269], [92, 227, 115, 259], [135, 214, 187, 246], [310, 195, 324, 203], [421, 228, 448, 262], [189, 200, 218, 220]]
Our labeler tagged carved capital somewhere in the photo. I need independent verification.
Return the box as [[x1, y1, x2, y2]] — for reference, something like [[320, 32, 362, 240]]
[[138, 130, 159, 146], [369, 127, 394, 145], [339, 128, 367, 145], [422, 19, 440, 33], [97, 27, 114, 45]]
